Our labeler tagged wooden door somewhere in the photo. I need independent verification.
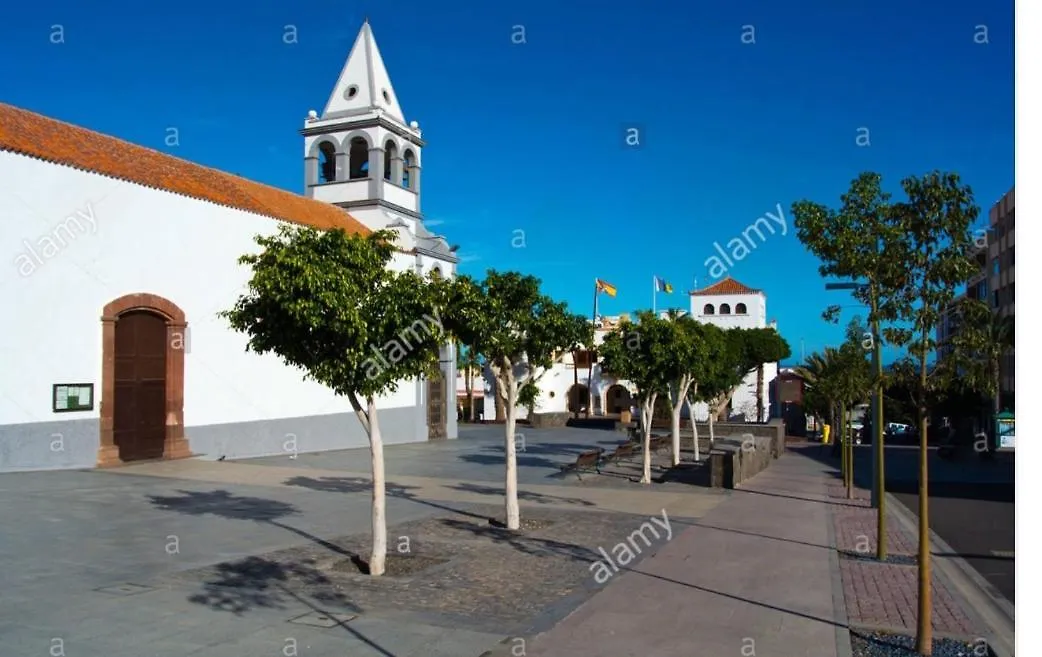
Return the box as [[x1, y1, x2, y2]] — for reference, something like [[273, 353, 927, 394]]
[[427, 371, 446, 440], [113, 311, 168, 461]]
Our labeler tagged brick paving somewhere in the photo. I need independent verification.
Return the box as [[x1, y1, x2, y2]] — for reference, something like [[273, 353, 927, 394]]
[[839, 559, 977, 635], [830, 483, 983, 637], [834, 505, 918, 555]]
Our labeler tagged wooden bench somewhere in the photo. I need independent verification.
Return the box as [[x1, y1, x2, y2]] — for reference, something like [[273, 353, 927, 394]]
[[560, 448, 605, 480], [603, 442, 637, 464]]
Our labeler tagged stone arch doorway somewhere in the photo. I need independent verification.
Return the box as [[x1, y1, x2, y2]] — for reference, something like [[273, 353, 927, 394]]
[[97, 293, 190, 467], [567, 384, 589, 415], [605, 384, 632, 415]]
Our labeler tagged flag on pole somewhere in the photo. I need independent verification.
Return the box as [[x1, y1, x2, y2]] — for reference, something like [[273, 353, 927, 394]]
[[654, 276, 673, 293], [595, 279, 618, 297]]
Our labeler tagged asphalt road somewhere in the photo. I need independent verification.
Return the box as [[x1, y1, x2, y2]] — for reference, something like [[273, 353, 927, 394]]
[[851, 445, 1015, 604]]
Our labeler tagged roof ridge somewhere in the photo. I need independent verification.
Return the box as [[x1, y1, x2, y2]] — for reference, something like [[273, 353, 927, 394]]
[[0, 102, 370, 235]]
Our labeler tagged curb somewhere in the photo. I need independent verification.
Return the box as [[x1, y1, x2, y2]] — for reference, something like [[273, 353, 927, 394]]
[[886, 492, 1015, 657], [825, 471, 856, 657]]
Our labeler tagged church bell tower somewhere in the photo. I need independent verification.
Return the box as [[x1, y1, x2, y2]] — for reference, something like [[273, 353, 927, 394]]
[[301, 20, 425, 232]]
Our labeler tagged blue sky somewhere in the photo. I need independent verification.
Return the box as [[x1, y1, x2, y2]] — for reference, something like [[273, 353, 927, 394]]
[[1, 0, 1013, 364]]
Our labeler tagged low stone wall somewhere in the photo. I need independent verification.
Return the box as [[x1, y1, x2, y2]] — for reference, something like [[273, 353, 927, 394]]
[[637, 419, 785, 453], [529, 412, 570, 428], [707, 432, 780, 489]]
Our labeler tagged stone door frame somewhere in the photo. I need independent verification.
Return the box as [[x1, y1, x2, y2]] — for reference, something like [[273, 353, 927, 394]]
[[96, 293, 191, 467]]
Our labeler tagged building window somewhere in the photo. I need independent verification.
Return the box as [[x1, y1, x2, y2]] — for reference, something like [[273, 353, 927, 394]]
[[720, 304, 731, 314], [993, 290, 1000, 308], [993, 258, 1000, 276], [703, 304, 715, 315], [735, 303, 747, 314], [1010, 246, 1015, 266]]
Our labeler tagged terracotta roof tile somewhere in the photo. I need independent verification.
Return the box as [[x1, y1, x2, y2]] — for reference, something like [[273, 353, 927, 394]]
[[0, 102, 370, 235], [690, 277, 761, 296]]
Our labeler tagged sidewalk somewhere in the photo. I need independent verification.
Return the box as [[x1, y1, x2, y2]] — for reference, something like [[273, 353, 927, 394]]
[[481, 447, 1010, 657], [484, 448, 846, 657]]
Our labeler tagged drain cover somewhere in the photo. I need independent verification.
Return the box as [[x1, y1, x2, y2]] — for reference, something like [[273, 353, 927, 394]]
[[95, 583, 156, 596], [287, 612, 357, 628]]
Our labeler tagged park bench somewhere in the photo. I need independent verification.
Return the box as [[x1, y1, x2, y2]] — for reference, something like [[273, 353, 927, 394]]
[[603, 441, 637, 464], [560, 448, 605, 481]]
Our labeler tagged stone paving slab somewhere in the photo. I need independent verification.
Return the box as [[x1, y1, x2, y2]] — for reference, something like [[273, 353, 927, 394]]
[[105, 458, 727, 519], [485, 452, 844, 657]]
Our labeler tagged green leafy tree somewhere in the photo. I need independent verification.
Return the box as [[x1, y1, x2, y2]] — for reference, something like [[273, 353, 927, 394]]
[[792, 171, 910, 559], [741, 327, 792, 422], [946, 298, 1015, 448], [221, 227, 448, 576], [600, 312, 671, 483], [441, 271, 591, 529], [882, 171, 981, 655], [660, 312, 704, 466], [684, 322, 730, 459]]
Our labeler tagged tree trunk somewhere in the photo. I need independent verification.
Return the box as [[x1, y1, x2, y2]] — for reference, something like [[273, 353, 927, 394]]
[[687, 394, 700, 461], [495, 387, 506, 421], [366, 396, 387, 576], [503, 371, 521, 530], [756, 364, 765, 422], [641, 394, 656, 484], [844, 405, 852, 499], [669, 380, 688, 467], [464, 368, 474, 422], [915, 360, 933, 654]]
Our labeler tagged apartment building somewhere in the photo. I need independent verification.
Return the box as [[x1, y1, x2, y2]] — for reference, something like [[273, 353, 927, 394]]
[[989, 187, 1015, 405], [935, 186, 1014, 408]]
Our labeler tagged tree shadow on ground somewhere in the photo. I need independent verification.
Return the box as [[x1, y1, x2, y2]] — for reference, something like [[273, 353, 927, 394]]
[[447, 482, 596, 507], [147, 489, 395, 657], [437, 517, 602, 563], [284, 475, 492, 521], [148, 489, 350, 556], [443, 517, 849, 632]]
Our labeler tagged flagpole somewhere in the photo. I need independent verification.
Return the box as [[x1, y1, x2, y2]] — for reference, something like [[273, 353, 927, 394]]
[[589, 279, 599, 418], [652, 276, 657, 315]]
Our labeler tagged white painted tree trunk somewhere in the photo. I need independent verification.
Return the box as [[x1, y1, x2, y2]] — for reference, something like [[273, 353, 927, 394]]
[[709, 411, 716, 446], [502, 368, 521, 530], [687, 394, 700, 461], [640, 393, 656, 484], [351, 394, 387, 577]]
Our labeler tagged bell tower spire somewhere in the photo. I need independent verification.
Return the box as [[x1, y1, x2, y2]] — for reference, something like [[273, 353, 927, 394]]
[[301, 20, 426, 232]]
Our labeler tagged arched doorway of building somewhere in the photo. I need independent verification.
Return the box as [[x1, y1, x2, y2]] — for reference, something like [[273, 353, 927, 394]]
[[97, 293, 190, 467], [567, 384, 589, 416], [605, 384, 632, 415]]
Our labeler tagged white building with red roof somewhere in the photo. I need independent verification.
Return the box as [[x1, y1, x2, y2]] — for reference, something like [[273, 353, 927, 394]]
[[0, 21, 458, 472]]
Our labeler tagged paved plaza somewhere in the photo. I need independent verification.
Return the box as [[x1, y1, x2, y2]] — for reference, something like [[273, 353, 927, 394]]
[[0, 426, 1013, 657]]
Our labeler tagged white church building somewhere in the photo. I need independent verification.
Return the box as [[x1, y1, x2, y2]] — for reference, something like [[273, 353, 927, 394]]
[[482, 277, 779, 423], [0, 21, 459, 473]]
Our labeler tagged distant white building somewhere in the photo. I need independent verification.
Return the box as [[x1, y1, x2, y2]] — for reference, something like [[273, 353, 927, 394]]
[[688, 277, 779, 422], [478, 277, 780, 422]]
